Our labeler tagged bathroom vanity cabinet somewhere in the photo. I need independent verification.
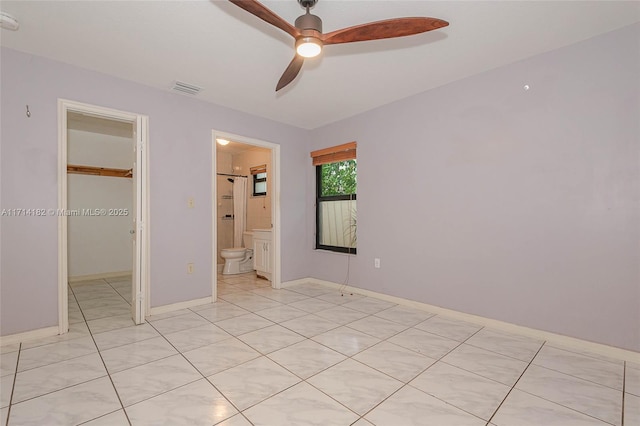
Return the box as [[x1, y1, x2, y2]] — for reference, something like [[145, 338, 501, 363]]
[[252, 229, 272, 281]]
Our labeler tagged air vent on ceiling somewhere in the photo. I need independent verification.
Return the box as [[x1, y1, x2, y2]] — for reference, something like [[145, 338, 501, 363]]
[[171, 81, 203, 96]]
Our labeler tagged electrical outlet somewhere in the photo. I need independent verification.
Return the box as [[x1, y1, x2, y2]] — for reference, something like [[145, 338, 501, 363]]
[[374, 258, 381, 269], [187, 263, 194, 274], [188, 197, 195, 208]]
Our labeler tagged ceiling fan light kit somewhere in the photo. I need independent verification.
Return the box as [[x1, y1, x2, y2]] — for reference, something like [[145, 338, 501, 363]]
[[296, 37, 322, 58], [229, 0, 449, 91]]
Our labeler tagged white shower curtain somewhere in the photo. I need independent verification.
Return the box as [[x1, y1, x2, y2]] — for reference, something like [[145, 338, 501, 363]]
[[232, 177, 248, 247]]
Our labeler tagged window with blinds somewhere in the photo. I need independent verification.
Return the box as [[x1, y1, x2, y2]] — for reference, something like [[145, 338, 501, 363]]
[[310, 142, 357, 254]]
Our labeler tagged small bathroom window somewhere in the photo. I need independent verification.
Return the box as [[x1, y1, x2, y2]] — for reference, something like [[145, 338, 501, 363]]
[[251, 164, 267, 196]]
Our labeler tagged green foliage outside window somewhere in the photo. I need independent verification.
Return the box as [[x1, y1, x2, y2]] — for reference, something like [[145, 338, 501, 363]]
[[316, 159, 357, 253], [320, 160, 357, 196]]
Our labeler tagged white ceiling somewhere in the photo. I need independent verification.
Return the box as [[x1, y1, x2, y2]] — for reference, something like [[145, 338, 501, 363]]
[[2, 1, 639, 129], [68, 112, 134, 139], [217, 139, 270, 156]]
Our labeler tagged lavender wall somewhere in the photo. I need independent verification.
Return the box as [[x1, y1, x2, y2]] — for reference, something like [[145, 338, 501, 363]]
[[309, 24, 640, 351], [0, 48, 309, 336], [2, 24, 638, 350]]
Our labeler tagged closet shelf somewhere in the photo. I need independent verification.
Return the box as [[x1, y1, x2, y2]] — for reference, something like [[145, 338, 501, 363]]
[[67, 164, 132, 178]]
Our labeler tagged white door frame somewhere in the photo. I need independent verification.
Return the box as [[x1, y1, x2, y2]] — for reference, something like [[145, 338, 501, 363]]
[[211, 130, 281, 301], [57, 99, 150, 333]]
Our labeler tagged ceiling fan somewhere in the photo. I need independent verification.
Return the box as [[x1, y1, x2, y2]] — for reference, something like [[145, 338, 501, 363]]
[[229, 0, 449, 91]]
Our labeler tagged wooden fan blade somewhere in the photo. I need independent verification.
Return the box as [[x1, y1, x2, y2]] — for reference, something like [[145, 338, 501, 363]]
[[322, 17, 448, 45], [276, 55, 304, 91], [229, 0, 300, 38]]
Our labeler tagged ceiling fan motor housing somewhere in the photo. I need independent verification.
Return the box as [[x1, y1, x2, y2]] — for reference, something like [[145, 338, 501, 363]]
[[295, 12, 322, 32], [298, 0, 318, 9]]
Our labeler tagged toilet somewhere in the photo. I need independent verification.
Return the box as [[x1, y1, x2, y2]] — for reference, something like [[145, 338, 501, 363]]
[[221, 231, 254, 275]]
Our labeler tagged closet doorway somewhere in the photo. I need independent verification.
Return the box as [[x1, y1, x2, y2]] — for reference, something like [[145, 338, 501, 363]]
[[211, 130, 281, 301], [57, 100, 149, 334]]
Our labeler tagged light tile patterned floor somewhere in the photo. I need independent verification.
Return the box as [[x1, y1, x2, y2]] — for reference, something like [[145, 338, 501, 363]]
[[0, 273, 636, 425]]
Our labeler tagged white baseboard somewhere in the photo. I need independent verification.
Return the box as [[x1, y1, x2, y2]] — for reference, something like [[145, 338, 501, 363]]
[[69, 270, 132, 283], [282, 277, 640, 363], [0, 326, 59, 347], [280, 278, 311, 288], [148, 296, 213, 317]]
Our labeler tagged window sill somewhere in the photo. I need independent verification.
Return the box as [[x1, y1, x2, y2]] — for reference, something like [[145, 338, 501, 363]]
[[313, 248, 357, 257]]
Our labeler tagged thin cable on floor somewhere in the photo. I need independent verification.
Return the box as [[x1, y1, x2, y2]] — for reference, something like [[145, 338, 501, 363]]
[[339, 193, 355, 296], [339, 252, 352, 296]]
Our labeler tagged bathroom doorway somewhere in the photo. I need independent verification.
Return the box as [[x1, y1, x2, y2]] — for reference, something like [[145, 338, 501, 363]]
[[211, 130, 281, 301]]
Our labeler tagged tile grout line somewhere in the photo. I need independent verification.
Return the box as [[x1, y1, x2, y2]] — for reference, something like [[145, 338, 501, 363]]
[[179, 308, 364, 423], [202, 280, 270, 426], [244, 358, 362, 422], [75, 409, 126, 426], [8, 276, 258, 425], [4, 342, 22, 426], [236, 290, 416, 346], [218, 290, 488, 423], [5, 286, 112, 407], [236, 381, 306, 422], [124, 312, 244, 408], [11, 286, 117, 402], [145, 319, 252, 424], [74, 283, 133, 426], [515, 387, 621, 425], [486, 341, 546, 425], [190, 285, 367, 422], [492, 341, 624, 425], [104, 278, 133, 307], [259, 337, 362, 417], [74, 281, 131, 322], [349, 325, 488, 423], [432, 328, 539, 389], [359, 323, 486, 386], [513, 344, 625, 424], [9, 276, 629, 425], [463, 339, 542, 364], [531, 362, 624, 392], [437, 358, 518, 388], [215, 274, 556, 420], [90, 331, 158, 354], [621, 361, 626, 426], [154, 288, 624, 426], [546, 343, 625, 367]]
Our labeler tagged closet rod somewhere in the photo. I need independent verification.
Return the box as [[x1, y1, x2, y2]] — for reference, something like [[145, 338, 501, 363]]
[[216, 173, 247, 178], [67, 164, 132, 178]]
